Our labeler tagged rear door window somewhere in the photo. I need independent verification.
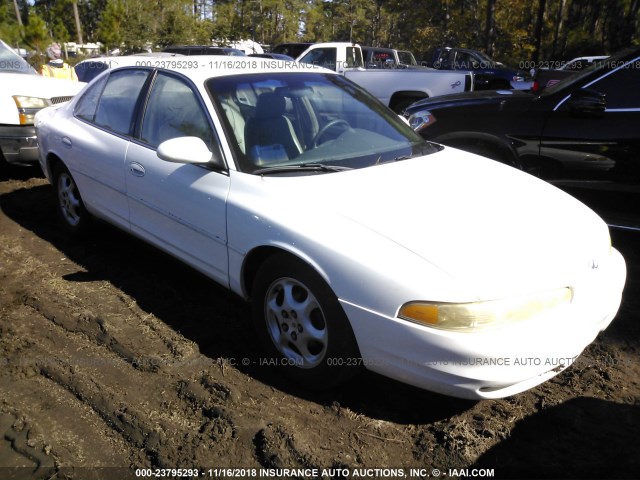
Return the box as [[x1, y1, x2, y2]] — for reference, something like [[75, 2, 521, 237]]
[[93, 69, 150, 136]]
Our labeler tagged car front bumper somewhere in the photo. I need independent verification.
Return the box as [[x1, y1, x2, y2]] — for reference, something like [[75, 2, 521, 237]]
[[341, 247, 626, 400], [0, 125, 39, 165]]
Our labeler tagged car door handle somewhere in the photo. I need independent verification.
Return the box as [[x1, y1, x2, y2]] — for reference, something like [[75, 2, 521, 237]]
[[61, 137, 72, 148], [129, 162, 145, 177]]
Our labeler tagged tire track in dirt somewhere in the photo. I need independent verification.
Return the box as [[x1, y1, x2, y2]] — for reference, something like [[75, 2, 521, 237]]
[[1, 226, 417, 474], [1, 235, 247, 469]]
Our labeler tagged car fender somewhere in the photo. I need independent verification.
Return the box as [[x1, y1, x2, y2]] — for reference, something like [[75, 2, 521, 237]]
[[35, 104, 68, 180], [232, 223, 464, 320], [225, 174, 471, 318]]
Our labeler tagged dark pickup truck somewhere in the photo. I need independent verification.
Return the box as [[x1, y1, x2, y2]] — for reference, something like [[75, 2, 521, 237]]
[[429, 47, 531, 90]]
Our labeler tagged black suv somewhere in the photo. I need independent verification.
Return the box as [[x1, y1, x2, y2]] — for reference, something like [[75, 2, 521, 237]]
[[405, 46, 640, 227], [429, 47, 530, 90]]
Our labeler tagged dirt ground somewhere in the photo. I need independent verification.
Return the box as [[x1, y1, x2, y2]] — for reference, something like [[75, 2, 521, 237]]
[[1, 165, 639, 480]]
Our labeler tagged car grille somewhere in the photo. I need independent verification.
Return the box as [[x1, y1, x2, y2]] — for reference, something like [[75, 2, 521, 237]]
[[50, 96, 74, 105]]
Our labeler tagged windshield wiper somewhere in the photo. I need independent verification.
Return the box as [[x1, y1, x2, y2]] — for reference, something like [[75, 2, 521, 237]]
[[375, 155, 412, 165], [253, 163, 351, 175]]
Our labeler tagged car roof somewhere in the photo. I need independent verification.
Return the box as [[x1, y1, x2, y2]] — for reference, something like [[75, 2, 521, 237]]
[[362, 46, 395, 52], [91, 55, 330, 83], [248, 53, 295, 61], [567, 55, 608, 62], [76, 53, 183, 67], [450, 47, 480, 54], [74, 54, 188, 82], [309, 42, 358, 49]]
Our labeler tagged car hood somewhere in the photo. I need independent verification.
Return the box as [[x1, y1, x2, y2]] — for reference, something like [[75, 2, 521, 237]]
[[405, 89, 535, 114], [0, 72, 85, 99], [262, 148, 610, 300]]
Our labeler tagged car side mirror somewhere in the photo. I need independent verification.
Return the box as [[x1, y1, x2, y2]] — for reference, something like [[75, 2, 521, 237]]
[[157, 136, 223, 167], [567, 88, 606, 117]]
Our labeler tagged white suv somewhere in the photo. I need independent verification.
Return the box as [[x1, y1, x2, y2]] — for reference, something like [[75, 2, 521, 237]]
[[0, 40, 84, 167]]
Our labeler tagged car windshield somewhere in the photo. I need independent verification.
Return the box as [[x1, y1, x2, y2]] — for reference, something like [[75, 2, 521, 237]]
[[474, 51, 496, 65], [207, 72, 439, 174], [0, 41, 37, 74]]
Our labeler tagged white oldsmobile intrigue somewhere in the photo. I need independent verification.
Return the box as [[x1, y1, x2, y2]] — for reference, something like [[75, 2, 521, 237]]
[[35, 59, 626, 399]]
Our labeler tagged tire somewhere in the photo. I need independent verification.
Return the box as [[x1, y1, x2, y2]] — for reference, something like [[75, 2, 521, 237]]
[[251, 254, 361, 389], [52, 162, 91, 234], [0, 151, 8, 180]]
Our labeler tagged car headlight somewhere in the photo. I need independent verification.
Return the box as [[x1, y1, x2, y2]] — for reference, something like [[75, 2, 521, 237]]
[[398, 287, 573, 332], [12, 96, 52, 125], [407, 110, 437, 131]]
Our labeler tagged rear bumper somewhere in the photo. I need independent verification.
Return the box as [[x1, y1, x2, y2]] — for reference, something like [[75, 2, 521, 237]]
[[0, 125, 39, 164]]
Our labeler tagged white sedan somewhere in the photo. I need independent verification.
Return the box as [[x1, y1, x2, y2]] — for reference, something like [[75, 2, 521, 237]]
[[35, 59, 626, 399]]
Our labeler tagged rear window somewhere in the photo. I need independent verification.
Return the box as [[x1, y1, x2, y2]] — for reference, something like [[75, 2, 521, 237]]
[[75, 61, 110, 82]]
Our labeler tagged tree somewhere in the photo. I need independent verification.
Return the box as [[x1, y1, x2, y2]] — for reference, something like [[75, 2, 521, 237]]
[[72, 0, 83, 43], [96, 0, 125, 51], [23, 12, 51, 52], [12, 0, 23, 26], [0, 3, 23, 45], [6, 0, 638, 63], [484, 0, 496, 56], [80, 0, 108, 42], [532, 0, 546, 62]]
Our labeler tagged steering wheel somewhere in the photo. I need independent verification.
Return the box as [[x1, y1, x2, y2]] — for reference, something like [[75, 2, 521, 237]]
[[312, 119, 351, 148]]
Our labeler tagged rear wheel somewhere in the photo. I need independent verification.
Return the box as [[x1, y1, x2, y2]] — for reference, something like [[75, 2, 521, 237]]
[[251, 254, 361, 389], [0, 151, 16, 180], [52, 162, 91, 234], [0, 151, 8, 180]]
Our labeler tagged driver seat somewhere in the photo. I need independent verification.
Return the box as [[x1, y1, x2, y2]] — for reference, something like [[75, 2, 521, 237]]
[[245, 91, 303, 164]]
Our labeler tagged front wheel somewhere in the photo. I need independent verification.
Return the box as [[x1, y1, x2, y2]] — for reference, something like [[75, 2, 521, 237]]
[[52, 162, 91, 234], [251, 254, 361, 389]]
